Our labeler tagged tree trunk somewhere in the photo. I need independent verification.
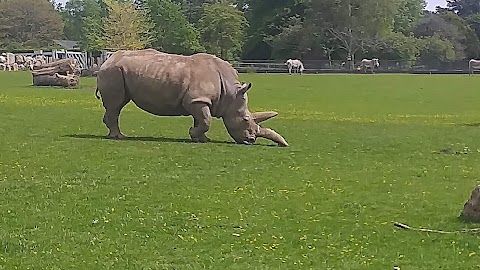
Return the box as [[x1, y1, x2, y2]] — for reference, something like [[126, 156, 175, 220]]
[[347, 51, 354, 70], [351, 52, 355, 70], [33, 73, 80, 88], [31, 58, 80, 87]]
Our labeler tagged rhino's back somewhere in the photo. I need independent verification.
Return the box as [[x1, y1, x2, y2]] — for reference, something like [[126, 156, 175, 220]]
[[116, 50, 194, 116], [98, 49, 235, 117]]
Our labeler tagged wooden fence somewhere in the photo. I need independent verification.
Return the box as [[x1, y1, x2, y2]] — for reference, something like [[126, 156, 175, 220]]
[[5, 49, 478, 74], [231, 60, 474, 74]]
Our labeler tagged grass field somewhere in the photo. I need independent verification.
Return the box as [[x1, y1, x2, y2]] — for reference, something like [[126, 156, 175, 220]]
[[2, 71, 480, 269]]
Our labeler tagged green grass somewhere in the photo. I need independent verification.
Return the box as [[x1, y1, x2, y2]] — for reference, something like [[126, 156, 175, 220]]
[[1, 71, 480, 269]]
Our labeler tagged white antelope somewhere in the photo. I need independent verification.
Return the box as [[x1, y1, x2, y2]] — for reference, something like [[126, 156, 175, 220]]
[[468, 59, 480, 75], [360, 58, 380, 74], [285, 59, 305, 75]]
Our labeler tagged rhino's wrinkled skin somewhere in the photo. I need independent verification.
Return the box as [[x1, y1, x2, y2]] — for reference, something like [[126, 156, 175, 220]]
[[96, 49, 288, 146]]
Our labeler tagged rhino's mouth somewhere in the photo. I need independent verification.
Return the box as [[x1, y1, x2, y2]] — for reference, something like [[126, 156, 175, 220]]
[[243, 136, 256, 145]]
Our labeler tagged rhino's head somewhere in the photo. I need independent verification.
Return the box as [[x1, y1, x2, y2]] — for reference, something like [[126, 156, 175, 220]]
[[222, 82, 288, 147]]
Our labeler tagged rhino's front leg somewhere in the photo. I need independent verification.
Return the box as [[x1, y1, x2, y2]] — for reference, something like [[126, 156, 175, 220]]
[[193, 119, 211, 142], [188, 103, 211, 143]]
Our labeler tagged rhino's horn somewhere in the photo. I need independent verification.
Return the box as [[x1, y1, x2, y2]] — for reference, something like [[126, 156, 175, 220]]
[[238, 82, 252, 95], [252, 111, 278, 123], [257, 127, 288, 147]]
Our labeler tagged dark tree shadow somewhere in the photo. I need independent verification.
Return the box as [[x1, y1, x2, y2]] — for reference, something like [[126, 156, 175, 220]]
[[64, 134, 230, 144], [64, 134, 280, 147]]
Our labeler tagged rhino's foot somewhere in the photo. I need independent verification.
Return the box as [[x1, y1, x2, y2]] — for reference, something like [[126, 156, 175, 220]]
[[107, 133, 126, 140], [189, 127, 211, 143], [191, 136, 210, 143]]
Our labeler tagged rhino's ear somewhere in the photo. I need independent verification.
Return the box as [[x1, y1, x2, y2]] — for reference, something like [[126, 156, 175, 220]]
[[252, 111, 278, 123], [237, 82, 252, 96]]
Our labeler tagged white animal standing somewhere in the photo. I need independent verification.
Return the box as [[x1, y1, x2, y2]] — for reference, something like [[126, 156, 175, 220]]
[[360, 58, 380, 74], [285, 59, 305, 75], [468, 59, 480, 75]]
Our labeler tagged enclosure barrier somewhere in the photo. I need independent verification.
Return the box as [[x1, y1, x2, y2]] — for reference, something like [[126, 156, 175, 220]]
[[231, 60, 474, 74], [1, 49, 477, 74]]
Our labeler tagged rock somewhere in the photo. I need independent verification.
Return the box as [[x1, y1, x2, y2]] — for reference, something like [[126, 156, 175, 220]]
[[460, 185, 480, 222], [81, 64, 99, 77]]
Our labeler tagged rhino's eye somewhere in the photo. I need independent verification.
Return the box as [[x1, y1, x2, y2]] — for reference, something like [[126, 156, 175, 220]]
[[243, 115, 250, 121]]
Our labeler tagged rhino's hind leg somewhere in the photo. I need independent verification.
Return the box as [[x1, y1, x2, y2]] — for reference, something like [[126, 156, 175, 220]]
[[102, 96, 130, 140], [98, 67, 131, 140], [103, 108, 127, 139], [188, 103, 211, 143]]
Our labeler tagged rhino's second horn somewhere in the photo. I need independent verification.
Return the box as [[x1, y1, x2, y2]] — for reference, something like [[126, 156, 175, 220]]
[[257, 127, 288, 147]]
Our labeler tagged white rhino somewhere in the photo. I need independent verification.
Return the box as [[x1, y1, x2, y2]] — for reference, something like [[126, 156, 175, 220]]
[[95, 49, 288, 146]]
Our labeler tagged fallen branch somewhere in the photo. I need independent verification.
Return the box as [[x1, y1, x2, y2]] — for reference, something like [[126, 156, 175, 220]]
[[394, 222, 480, 234]]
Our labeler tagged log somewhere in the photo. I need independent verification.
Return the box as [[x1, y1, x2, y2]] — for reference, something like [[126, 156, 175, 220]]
[[31, 58, 80, 87], [33, 73, 80, 88], [32, 58, 80, 76]]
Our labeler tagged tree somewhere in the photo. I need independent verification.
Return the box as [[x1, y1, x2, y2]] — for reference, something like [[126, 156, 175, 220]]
[[172, 0, 210, 23], [447, 0, 480, 17], [394, 0, 425, 34], [308, 0, 398, 68], [269, 16, 305, 59], [414, 11, 480, 59], [241, 0, 307, 59], [101, 0, 154, 50], [269, 15, 328, 60], [60, 0, 105, 51], [83, 13, 104, 51], [438, 11, 480, 58], [466, 14, 480, 45], [61, 0, 87, 41], [370, 32, 420, 64], [198, 2, 248, 59], [0, 0, 64, 49], [147, 0, 204, 55], [418, 35, 456, 64]]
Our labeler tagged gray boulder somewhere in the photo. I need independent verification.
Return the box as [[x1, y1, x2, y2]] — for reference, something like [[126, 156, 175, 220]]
[[461, 185, 480, 222]]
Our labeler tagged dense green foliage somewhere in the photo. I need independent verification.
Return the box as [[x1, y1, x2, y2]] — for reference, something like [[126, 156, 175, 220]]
[[198, 3, 248, 60], [100, 0, 154, 50], [2, 72, 480, 268], [0, 0, 64, 50], [3, 0, 480, 61], [146, 0, 204, 54]]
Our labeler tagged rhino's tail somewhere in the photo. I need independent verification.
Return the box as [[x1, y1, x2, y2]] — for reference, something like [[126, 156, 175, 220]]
[[95, 87, 100, 100]]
